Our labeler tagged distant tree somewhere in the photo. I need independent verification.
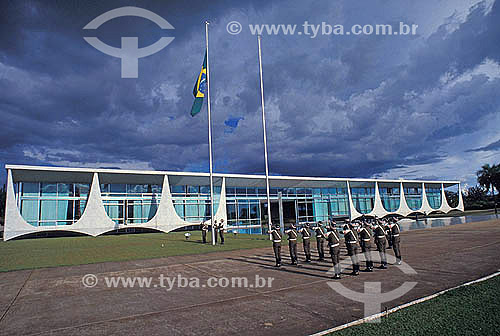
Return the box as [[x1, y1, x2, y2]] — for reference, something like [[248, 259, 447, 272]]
[[477, 164, 497, 195], [490, 164, 500, 196]]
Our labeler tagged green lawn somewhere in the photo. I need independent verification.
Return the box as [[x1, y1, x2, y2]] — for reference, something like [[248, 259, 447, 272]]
[[0, 232, 270, 272], [331, 275, 500, 336]]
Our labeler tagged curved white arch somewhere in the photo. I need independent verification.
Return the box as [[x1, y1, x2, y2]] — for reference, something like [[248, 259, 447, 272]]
[[437, 183, 453, 213], [347, 181, 364, 220], [4, 172, 228, 240], [3, 171, 113, 240]]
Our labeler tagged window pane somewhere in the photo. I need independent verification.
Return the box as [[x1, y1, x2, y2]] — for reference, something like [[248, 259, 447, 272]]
[[40, 200, 57, 220], [22, 183, 39, 197], [21, 199, 39, 223], [41, 183, 57, 196]]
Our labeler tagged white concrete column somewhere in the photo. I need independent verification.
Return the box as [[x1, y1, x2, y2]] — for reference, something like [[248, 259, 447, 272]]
[[369, 181, 389, 218], [420, 183, 433, 214], [396, 182, 413, 217], [347, 180, 363, 220]]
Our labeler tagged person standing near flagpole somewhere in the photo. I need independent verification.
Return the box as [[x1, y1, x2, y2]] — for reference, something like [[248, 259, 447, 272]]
[[190, 21, 216, 246]]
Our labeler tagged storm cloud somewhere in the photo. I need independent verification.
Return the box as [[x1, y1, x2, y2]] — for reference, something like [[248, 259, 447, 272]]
[[1, 0, 499, 187]]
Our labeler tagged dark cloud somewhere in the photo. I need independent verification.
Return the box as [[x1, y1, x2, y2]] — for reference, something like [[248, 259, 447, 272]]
[[466, 138, 500, 152], [1, 0, 499, 187]]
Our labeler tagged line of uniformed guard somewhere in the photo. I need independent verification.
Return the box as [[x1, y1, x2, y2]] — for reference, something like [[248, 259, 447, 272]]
[[270, 217, 402, 278]]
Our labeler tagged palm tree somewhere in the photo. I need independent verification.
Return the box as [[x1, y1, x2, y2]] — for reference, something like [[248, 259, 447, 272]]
[[477, 164, 496, 195]]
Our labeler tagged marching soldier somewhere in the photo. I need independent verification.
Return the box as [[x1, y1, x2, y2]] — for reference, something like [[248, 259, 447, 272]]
[[312, 221, 326, 261], [384, 219, 393, 248], [218, 219, 225, 245], [391, 219, 402, 265], [349, 220, 360, 242], [343, 224, 360, 275], [201, 221, 208, 244], [358, 221, 374, 272], [299, 222, 312, 262], [285, 223, 299, 265], [325, 221, 341, 279], [372, 220, 388, 269], [270, 224, 282, 267]]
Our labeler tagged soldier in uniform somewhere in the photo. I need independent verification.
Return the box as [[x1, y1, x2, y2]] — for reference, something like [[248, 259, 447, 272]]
[[384, 219, 393, 248], [391, 219, 402, 265], [343, 224, 360, 275], [285, 223, 299, 265], [299, 222, 312, 262], [213, 220, 218, 244], [312, 221, 326, 261], [270, 224, 282, 267], [325, 221, 341, 279], [218, 219, 225, 245], [358, 221, 374, 272], [201, 221, 209, 244], [372, 219, 388, 269]]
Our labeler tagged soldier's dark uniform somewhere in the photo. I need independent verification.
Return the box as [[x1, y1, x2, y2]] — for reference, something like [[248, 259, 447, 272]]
[[312, 222, 326, 261], [384, 222, 393, 248], [343, 225, 360, 275], [299, 223, 312, 262], [325, 225, 341, 279], [285, 225, 299, 265], [373, 222, 388, 269], [358, 224, 374, 271], [270, 225, 282, 267], [391, 222, 402, 265], [201, 222, 208, 244], [218, 220, 225, 245]]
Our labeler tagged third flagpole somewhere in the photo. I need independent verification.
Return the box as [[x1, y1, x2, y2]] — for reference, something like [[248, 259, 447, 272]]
[[257, 35, 273, 239], [205, 21, 216, 246]]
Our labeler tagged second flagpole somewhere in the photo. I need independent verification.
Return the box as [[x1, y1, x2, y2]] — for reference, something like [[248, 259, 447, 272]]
[[257, 35, 273, 239], [205, 21, 216, 246]]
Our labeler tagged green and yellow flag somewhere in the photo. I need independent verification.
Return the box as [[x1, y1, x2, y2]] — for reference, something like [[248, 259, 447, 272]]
[[191, 51, 207, 117]]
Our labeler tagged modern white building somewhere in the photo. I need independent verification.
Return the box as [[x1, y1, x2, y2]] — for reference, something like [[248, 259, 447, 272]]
[[3, 165, 464, 240]]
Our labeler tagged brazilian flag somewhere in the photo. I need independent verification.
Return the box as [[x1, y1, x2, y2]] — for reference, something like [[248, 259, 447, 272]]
[[191, 51, 207, 117]]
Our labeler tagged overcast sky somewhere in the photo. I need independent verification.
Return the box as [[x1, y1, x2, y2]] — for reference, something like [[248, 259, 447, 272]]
[[1, 0, 499, 188]]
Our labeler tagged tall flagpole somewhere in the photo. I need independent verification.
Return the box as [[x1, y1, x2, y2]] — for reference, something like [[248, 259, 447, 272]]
[[205, 21, 216, 246], [258, 35, 272, 239]]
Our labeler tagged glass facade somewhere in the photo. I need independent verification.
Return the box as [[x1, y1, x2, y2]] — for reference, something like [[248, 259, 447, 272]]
[[10, 169, 457, 238], [444, 185, 459, 208], [171, 185, 221, 224], [225, 186, 349, 234], [101, 184, 161, 225], [350, 184, 375, 214], [379, 185, 401, 212], [425, 185, 442, 209], [16, 182, 90, 226], [404, 185, 422, 210]]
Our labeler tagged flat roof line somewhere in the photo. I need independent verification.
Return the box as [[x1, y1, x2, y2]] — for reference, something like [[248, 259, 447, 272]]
[[4, 164, 461, 184]]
